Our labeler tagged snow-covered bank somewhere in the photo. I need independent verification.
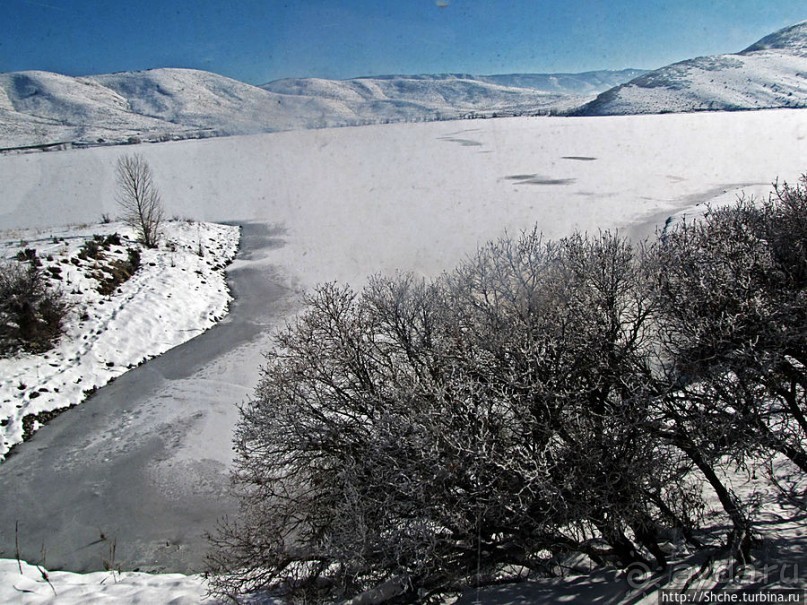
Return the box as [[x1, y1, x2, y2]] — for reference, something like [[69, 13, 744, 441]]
[[0, 559, 218, 605], [0, 222, 280, 576], [0, 220, 240, 460]]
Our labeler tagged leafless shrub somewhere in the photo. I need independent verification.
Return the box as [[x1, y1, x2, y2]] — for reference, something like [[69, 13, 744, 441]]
[[650, 174, 807, 559], [210, 230, 696, 602], [655, 179, 807, 468], [0, 260, 68, 356], [211, 175, 807, 602]]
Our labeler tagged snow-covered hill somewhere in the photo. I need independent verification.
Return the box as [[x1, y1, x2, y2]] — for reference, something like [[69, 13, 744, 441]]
[[259, 69, 645, 120], [4, 20, 807, 147], [0, 68, 356, 148], [577, 21, 807, 115], [0, 68, 641, 149]]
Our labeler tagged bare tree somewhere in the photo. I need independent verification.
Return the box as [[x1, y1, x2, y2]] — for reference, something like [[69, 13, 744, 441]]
[[648, 176, 807, 561], [209, 230, 697, 603], [115, 154, 164, 248]]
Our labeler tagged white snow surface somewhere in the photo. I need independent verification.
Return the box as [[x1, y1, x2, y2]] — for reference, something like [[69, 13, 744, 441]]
[[1, 110, 804, 289], [0, 221, 239, 460], [0, 110, 805, 602], [580, 21, 807, 115], [0, 559, 216, 605]]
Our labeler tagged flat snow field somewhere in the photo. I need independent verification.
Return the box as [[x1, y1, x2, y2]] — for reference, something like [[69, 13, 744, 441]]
[[2, 110, 806, 287], [0, 110, 805, 602]]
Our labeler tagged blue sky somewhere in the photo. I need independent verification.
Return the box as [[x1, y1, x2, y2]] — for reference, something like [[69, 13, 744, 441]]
[[0, 0, 804, 84]]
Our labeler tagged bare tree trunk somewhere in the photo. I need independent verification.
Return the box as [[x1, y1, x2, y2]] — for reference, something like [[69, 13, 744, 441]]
[[678, 441, 754, 561]]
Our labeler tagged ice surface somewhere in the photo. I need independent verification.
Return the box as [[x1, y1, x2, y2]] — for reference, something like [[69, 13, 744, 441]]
[[0, 110, 805, 601]]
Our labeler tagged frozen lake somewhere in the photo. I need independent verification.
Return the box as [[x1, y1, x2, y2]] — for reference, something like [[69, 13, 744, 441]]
[[0, 110, 805, 572]]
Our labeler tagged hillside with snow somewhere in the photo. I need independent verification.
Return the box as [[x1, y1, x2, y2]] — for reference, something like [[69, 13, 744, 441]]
[[577, 21, 807, 115], [259, 69, 645, 121], [0, 69, 354, 149], [3, 19, 807, 150], [0, 68, 641, 149]]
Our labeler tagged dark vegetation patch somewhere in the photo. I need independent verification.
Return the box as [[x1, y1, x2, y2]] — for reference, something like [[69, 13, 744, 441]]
[[96, 248, 141, 296], [21, 405, 77, 441], [15, 248, 41, 266], [0, 259, 68, 356], [1, 231, 143, 357], [3, 404, 78, 459], [72, 234, 142, 295]]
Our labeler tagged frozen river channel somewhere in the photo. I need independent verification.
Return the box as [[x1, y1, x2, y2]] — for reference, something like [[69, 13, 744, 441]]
[[0, 222, 291, 573]]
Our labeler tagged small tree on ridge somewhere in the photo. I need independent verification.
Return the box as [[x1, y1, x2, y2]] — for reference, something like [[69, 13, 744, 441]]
[[116, 153, 164, 248]]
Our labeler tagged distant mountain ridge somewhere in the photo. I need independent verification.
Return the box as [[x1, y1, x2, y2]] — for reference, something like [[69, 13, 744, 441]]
[[576, 20, 807, 115], [478, 70, 649, 94], [263, 69, 647, 98], [0, 68, 640, 149]]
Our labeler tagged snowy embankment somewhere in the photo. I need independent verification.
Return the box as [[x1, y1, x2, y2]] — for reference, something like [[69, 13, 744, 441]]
[[0, 220, 239, 460], [0, 559, 215, 605], [0, 220, 239, 602]]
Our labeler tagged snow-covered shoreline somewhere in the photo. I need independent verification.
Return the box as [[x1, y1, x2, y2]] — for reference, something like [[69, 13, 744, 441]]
[[0, 558, 219, 605], [0, 220, 240, 460]]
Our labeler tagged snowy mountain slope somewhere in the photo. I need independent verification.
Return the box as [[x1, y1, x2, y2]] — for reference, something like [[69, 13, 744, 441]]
[[744, 20, 807, 54], [577, 21, 807, 115], [0, 68, 358, 148], [264, 69, 645, 97], [0, 68, 643, 149], [92, 68, 357, 134], [262, 74, 550, 107], [0, 71, 183, 145], [5, 20, 807, 147], [260, 70, 645, 118]]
